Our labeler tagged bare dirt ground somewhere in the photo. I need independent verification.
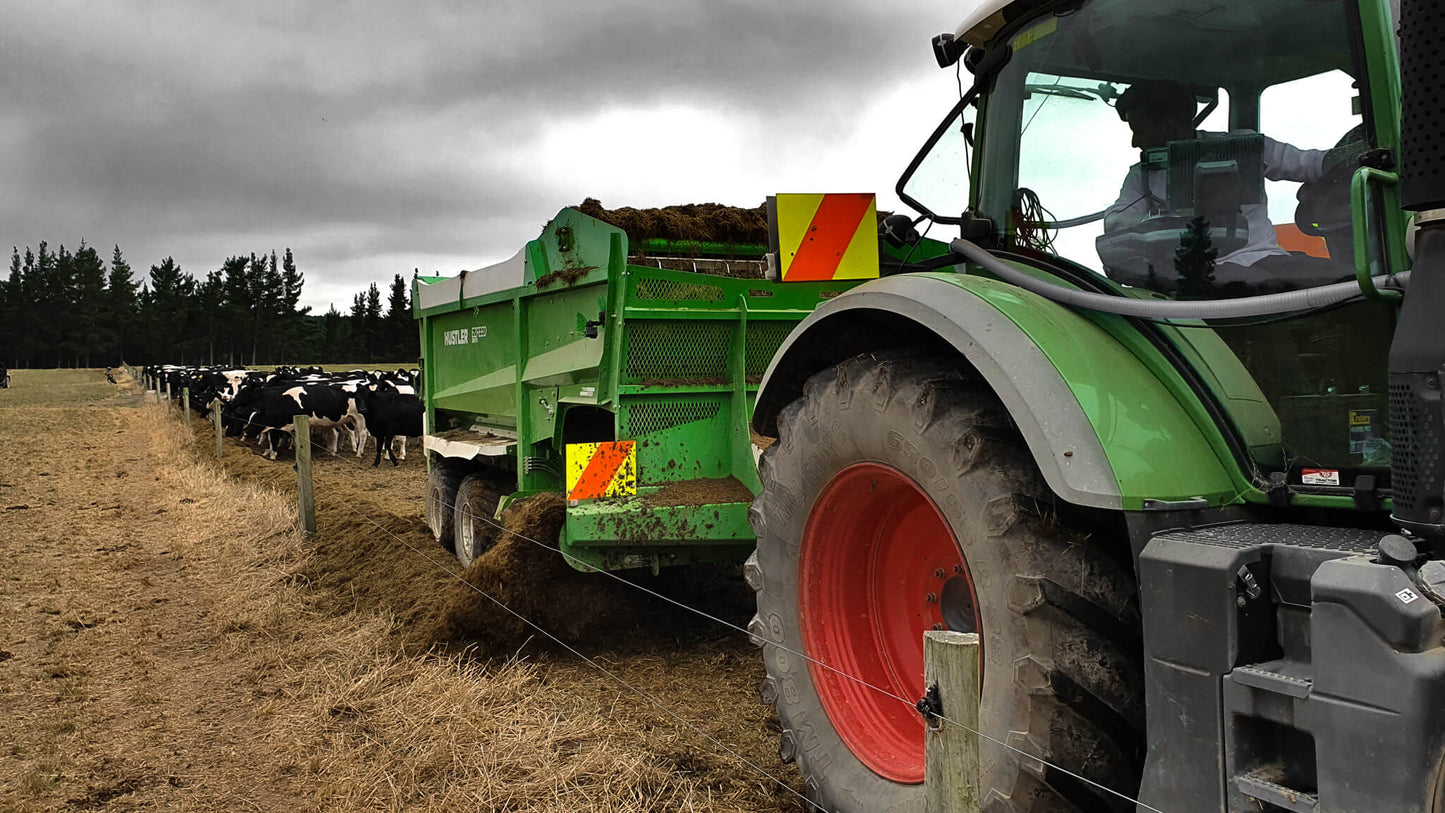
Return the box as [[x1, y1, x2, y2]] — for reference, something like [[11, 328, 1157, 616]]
[[0, 369, 803, 812]]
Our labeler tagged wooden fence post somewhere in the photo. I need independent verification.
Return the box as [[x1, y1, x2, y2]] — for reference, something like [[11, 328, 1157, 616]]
[[182, 387, 190, 425], [212, 399, 224, 458], [924, 630, 982, 813], [294, 415, 316, 534]]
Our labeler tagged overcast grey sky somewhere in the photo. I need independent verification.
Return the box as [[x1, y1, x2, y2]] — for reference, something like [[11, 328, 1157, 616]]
[[0, 1, 965, 313]]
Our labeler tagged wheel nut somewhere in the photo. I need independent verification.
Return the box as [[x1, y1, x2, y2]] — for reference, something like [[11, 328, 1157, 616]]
[[759, 676, 779, 706], [779, 730, 798, 763], [932, 623, 945, 631], [954, 563, 965, 574], [926, 592, 938, 604], [934, 568, 947, 579]]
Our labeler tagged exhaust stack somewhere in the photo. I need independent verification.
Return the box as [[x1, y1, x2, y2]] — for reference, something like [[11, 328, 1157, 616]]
[[1389, 0, 1445, 536]]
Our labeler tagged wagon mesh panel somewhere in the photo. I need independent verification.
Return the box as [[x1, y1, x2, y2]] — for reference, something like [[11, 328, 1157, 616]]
[[634, 279, 725, 302], [625, 321, 733, 381], [745, 322, 795, 380], [623, 400, 722, 436]]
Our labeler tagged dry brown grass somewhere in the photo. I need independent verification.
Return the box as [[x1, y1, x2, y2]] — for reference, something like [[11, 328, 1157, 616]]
[[1, 371, 803, 812]]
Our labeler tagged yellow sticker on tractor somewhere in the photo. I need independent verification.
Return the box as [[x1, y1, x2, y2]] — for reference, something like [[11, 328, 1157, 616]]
[[565, 441, 637, 500], [1013, 16, 1057, 51]]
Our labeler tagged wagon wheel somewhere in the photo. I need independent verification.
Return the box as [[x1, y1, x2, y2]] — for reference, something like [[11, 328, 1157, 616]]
[[452, 475, 502, 569], [425, 462, 466, 552]]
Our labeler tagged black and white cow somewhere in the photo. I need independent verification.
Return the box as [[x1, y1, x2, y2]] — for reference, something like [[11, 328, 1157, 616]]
[[215, 377, 360, 459], [248, 384, 361, 460], [361, 387, 424, 467]]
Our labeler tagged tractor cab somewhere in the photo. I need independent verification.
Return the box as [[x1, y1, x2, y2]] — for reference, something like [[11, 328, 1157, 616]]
[[903, 0, 1405, 502], [745, 0, 1445, 809]]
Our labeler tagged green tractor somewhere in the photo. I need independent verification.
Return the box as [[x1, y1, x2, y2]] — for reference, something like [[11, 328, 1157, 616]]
[[745, 0, 1445, 810], [418, 0, 1445, 808]]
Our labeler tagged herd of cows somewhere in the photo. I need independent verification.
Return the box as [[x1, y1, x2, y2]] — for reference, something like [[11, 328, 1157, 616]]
[[142, 364, 424, 466]]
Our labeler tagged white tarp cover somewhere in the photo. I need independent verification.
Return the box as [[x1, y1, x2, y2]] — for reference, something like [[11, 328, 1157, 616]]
[[415, 247, 527, 310]]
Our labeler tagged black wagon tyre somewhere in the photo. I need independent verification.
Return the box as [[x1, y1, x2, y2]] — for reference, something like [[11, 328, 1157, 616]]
[[452, 475, 502, 569], [747, 353, 1145, 812], [425, 461, 466, 552]]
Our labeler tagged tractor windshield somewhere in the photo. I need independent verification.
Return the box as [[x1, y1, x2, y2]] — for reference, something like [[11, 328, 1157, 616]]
[[977, 0, 1364, 292], [940, 0, 1398, 490]]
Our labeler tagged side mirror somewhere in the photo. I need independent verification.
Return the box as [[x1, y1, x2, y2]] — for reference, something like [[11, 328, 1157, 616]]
[[932, 33, 968, 69]]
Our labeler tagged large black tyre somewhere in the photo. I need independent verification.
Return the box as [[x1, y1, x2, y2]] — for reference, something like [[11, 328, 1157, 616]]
[[747, 354, 1144, 812], [452, 474, 502, 569], [425, 461, 466, 552]]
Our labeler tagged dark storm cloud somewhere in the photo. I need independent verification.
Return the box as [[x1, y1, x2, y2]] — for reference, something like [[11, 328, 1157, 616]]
[[355, 3, 943, 111], [0, 0, 960, 305]]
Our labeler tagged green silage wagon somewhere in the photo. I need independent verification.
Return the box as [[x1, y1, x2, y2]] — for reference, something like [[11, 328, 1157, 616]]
[[414, 206, 859, 571]]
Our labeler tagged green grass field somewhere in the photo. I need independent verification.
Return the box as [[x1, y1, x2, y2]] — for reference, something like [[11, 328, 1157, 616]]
[[0, 368, 137, 408]]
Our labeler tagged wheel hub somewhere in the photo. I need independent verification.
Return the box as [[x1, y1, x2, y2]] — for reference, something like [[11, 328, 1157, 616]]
[[798, 463, 981, 784], [458, 505, 474, 556]]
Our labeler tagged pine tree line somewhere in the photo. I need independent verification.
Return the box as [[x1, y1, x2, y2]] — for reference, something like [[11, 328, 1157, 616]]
[[0, 244, 419, 368]]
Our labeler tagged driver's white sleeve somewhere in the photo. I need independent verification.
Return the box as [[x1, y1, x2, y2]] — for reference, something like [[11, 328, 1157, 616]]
[[1261, 136, 1328, 183], [1104, 165, 1148, 229]]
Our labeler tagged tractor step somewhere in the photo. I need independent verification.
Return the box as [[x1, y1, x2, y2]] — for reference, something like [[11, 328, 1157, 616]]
[[1230, 662, 1312, 699], [1235, 767, 1319, 813], [1151, 522, 1382, 553]]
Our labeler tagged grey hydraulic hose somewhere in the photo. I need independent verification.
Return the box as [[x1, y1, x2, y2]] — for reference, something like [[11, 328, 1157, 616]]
[[950, 238, 1409, 319]]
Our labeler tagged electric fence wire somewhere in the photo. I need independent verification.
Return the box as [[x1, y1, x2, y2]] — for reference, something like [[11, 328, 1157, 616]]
[[157, 381, 1165, 813], [160, 383, 1167, 813], [460, 496, 1165, 813], [347, 499, 828, 813], [150, 388, 827, 813]]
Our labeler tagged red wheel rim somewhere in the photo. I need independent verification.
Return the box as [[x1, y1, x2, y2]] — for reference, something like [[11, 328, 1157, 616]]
[[799, 462, 980, 784]]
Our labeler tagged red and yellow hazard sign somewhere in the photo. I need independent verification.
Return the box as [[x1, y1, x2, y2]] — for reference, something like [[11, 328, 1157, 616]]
[[565, 441, 637, 500], [771, 193, 880, 282]]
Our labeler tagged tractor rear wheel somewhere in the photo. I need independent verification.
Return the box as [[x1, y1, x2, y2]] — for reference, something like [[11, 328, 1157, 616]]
[[425, 461, 465, 552], [452, 475, 502, 569], [748, 354, 1144, 812]]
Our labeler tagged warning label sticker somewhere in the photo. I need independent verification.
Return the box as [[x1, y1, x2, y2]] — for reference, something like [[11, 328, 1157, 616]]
[[1349, 409, 1380, 456], [1301, 469, 1340, 486]]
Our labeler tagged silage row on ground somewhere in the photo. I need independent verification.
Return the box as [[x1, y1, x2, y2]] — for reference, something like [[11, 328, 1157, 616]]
[[1, 370, 801, 812]]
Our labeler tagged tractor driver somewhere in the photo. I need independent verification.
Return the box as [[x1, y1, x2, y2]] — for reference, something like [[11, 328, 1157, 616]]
[[1099, 79, 1342, 293]]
